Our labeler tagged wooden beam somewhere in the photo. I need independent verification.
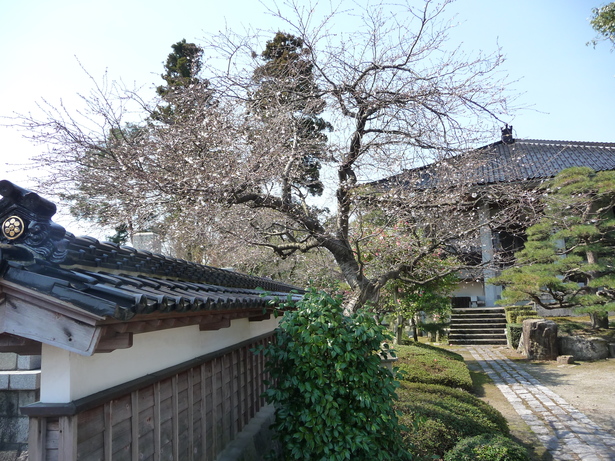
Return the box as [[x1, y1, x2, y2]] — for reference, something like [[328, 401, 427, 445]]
[[199, 318, 231, 331], [58, 416, 78, 461], [94, 331, 133, 353], [248, 313, 271, 322], [0, 294, 102, 356], [0, 333, 42, 354], [27, 417, 45, 461], [0, 280, 103, 325]]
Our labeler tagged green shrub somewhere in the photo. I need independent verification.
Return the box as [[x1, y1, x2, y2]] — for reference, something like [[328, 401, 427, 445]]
[[395, 343, 472, 391], [398, 341, 465, 361], [444, 433, 530, 461], [396, 383, 509, 458], [516, 314, 539, 323], [260, 289, 411, 461], [504, 306, 537, 323], [506, 324, 523, 349]]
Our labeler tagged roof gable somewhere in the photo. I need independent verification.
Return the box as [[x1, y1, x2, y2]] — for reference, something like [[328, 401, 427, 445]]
[[0, 180, 302, 355]]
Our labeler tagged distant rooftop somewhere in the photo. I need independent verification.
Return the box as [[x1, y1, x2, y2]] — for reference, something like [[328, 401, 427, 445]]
[[376, 128, 615, 190]]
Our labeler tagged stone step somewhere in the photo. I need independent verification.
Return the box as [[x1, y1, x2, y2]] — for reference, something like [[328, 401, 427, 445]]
[[449, 338, 508, 345], [449, 306, 508, 346], [448, 326, 506, 335], [452, 307, 505, 314], [451, 311, 506, 317], [450, 320, 506, 329], [449, 332, 506, 339], [450, 318, 506, 325]]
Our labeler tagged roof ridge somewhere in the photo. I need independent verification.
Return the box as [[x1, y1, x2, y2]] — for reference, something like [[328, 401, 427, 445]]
[[0, 180, 303, 294], [515, 139, 615, 148]]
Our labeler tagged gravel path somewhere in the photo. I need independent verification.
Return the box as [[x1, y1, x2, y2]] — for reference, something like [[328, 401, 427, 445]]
[[467, 346, 615, 461]]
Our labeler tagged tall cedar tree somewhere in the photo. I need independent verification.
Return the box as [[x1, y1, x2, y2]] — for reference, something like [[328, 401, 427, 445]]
[[250, 32, 332, 197], [153, 39, 210, 123]]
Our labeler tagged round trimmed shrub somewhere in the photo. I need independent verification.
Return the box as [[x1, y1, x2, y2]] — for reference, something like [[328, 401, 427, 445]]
[[397, 383, 509, 457], [444, 433, 530, 461]]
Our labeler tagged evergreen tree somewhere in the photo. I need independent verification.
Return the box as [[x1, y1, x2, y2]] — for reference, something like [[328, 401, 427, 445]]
[[250, 32, 332, 197], [493, 167, 615, 328], [157, 39, 204, 94], [153, 39, 210, 123]]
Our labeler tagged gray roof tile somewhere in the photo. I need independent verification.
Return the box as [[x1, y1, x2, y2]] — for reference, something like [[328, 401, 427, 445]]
[[380, 139, 615, 189], [0, 180, 303, 322]]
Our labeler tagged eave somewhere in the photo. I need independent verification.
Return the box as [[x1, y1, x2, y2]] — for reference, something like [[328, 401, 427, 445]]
[[0, 279, 274, 356]]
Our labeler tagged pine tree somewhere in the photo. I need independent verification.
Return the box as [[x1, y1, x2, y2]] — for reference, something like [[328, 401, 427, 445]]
[[493, 167, 615, 328]]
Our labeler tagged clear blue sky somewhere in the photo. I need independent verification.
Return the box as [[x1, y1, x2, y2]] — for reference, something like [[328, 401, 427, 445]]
[[1, 0, 613, 193]]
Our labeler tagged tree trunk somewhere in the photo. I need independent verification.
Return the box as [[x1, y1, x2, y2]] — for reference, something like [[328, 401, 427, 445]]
[[411, 316, 418, 342], [590, 312, 609, 329], [324, 238, 380, 314], [395, 315, 404, 345]]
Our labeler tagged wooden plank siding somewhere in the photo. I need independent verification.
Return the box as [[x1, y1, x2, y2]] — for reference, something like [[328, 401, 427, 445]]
[[25, 333, 274, 461]]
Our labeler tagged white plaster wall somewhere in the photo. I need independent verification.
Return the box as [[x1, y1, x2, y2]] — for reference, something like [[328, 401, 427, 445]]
[[40, 316, 280, 403], [452, 281, 484, 299]]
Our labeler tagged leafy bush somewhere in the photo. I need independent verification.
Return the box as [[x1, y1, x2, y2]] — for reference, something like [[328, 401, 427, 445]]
[[395, 343, 472, 391], [504, 306, 538, 324], [444, 433, 530, 461], [506, 324, 523, 349], [396, 383, 509, 458], [516, 315, 540, 324], [261, 289, 411, 461]]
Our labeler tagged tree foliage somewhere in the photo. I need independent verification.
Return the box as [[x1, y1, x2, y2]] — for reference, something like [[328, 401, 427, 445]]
[[260, 289, 411, 460], [356, 213, 458, 338], [153, 39, 210, 123], [492, 167, 615, 328], [250, 31, 332, 197], [16, 0, 517, 311], [589, 2, 615, 50]]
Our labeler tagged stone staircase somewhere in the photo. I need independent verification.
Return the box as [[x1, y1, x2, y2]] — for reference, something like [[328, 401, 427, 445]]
[[448, 307, 507, 345]]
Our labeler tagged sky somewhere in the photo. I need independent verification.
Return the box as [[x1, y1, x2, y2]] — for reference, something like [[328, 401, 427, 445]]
[[0, 0, 613, 232]]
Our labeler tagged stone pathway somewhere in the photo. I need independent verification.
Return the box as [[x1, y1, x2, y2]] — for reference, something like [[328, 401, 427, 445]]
[[467, 346, 615, 461]]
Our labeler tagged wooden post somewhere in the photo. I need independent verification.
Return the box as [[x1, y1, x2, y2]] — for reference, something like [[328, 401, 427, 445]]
[[131, 391, 139, 460], [27, 417, 46, 461], [58, 416, 78, 461]]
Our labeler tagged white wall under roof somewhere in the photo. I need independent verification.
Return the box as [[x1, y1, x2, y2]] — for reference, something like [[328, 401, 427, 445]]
[[40, 316, 280, 402]]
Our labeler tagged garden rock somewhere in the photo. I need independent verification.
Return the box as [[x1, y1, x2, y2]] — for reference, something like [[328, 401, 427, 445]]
[[558, 336, 608, 361], [556, 355, 574, 365], [522, 319, 558, 360]]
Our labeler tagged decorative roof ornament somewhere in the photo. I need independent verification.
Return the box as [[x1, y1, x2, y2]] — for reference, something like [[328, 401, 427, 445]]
[[0, 180, 69, 263], [501, 124, 514, 145]]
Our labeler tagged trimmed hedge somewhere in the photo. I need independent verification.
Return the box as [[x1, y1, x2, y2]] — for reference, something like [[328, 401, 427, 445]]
[[444, 433, 530, 461], [516, 314, 539, 323], [395, 343, 472, 391], [504, 306, 538, 324], [397, 383, 509, 458], [506, 323, 523, 349]]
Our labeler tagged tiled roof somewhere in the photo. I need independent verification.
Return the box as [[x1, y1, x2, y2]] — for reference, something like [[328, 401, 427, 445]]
[[379, 138, 615, 189], [0, 180, 303, 323]]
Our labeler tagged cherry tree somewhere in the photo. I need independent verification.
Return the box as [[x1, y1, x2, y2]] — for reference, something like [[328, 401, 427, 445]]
[[14, 0, 517, 312]]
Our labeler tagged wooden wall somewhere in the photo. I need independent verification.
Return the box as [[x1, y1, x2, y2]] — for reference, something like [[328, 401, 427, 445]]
[[25, 334, 272, 461]]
